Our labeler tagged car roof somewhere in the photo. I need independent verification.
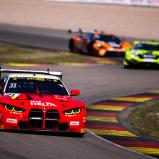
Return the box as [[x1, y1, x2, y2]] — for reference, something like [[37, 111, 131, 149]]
[[6, 73, 60, 80]]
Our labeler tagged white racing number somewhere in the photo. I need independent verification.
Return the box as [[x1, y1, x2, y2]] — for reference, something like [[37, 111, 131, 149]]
[[9, 83, 17, 89]]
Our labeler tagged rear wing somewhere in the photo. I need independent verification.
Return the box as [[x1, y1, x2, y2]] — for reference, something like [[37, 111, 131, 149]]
[[68, 29, 99, 34], [0, 67, 63, 80]]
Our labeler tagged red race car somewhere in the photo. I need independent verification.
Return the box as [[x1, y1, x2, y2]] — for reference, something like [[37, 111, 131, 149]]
[[68, 29, 131, 57], [0, 68, 86, 136]]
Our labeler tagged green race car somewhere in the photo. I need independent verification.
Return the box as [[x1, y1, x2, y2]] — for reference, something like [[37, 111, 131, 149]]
[[123, 41, 159, 68]]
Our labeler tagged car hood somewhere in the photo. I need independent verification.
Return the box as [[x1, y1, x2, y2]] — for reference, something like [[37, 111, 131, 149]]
[[0, 93, 85, 111]]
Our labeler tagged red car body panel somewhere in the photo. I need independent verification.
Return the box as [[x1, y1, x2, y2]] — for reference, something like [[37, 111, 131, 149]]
[[0, 94, 86, 133]]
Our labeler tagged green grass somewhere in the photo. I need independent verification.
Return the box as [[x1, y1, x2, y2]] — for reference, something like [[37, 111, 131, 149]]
[[128, 101, 159, 139], [0, 43, 98, 64]]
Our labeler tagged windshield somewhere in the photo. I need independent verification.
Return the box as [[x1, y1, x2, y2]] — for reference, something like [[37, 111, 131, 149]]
[[134, 43, 159, 51], [99, 35, 121, 43], [5, 77, 68, 95]]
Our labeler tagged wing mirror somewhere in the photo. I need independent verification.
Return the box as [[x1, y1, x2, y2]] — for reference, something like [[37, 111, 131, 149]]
[[70, 90, 80, 96]]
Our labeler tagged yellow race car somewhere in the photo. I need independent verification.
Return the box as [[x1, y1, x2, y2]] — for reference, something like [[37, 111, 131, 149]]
[[123, 41, 159, 68]]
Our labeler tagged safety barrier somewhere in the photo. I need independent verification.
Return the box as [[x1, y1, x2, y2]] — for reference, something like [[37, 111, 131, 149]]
[[46, 0, 159, 7]]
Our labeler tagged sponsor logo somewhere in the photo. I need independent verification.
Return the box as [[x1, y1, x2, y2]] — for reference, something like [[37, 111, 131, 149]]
[[30, 100, 56, 107], [6, 118, 17, 124], [143, 59, 154, 63], [70, 121, 80, 126]]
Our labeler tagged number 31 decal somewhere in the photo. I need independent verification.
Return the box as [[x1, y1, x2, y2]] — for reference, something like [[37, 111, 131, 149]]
[[9, 83, 17, 88]]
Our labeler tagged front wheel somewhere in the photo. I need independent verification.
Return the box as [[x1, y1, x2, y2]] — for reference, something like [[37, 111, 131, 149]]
[[77, 133, 85, 138], [87, 42, 95, 56], [123, 60, 131, 69], [69, 39, 76, 52], [124, 64, 131, 69]]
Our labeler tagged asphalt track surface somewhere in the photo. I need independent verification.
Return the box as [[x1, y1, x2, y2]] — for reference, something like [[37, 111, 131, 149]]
[[0, 25, 159, 159]]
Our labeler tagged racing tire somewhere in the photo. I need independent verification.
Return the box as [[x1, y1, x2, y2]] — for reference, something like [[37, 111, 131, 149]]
[[123, 60, 132, 69], [124, 64, 131, 69], [69, 39, 76, 52], [71, 132, 85, 137], [77, 133, 85, 138]]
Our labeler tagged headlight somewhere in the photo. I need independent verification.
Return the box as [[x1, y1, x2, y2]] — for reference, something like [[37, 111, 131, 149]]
[[4, 104, 26, 112], [64, 108, 81, 115]]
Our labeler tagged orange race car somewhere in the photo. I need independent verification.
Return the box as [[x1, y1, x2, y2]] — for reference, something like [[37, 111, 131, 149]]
[[68, 29, 132, 57]]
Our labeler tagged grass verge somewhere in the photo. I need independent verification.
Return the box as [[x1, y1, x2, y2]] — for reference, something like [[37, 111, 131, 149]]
[[128, 101, 159, 139], [0, 43, 101, 64]]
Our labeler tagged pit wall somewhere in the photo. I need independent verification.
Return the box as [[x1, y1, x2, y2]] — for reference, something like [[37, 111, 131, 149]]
[[46, 0, 159, 7]]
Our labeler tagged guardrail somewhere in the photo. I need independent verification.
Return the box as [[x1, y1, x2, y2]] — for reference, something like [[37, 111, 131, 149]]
[[46, 0, 159, 7]]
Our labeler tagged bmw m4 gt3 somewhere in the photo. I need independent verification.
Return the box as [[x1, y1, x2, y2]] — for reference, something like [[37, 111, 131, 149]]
[[0, 68, 86, 136]]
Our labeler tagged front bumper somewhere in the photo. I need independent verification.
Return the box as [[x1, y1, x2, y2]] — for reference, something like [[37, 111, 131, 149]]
[[93, 43, 126, 57], [96, 49, 125, 57], [0, 108, 86, 134], [123, 54, 159, 68]]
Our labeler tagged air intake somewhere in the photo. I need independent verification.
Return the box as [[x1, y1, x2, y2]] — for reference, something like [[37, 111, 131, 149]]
[[29, 109, 43, 128], [45, 110, 60, 129]]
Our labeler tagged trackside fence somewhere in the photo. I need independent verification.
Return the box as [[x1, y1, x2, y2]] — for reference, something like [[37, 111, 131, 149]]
[[46, 0, 159, 7]]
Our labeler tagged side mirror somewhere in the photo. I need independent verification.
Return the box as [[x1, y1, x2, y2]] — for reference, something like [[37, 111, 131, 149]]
[[70, 90, 80, 96]]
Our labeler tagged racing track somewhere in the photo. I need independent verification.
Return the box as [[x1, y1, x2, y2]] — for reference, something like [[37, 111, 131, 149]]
[[0, 25, 159, 159]]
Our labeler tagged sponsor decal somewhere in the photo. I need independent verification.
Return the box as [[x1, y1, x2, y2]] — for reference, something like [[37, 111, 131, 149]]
[[26, 77, 44, 81], [143, 59, 154, 63], [30, 100, 56, 107], [66, 115, 76, 117], [6, 118, 17, 124], [70, 121, 80, 126], [5, 93, 20, 99]]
